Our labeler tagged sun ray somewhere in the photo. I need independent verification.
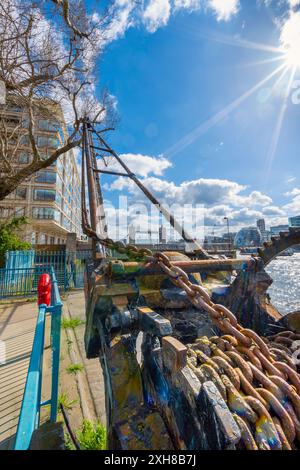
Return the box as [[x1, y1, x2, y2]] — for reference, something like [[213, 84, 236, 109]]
[[235, 55, 286, 69], [269, 65, 291, 98], [177, 23, 282, 54], [165, 63, 287, 158], [264, 66, 297, 186]]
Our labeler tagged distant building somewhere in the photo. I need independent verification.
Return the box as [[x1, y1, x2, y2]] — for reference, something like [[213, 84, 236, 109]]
[[289, 216, 300, 228], [270, 225, 289, 236], [257, 219, 266, 233], [257, 219, 270, 242], [159, 225, 167, 244], [263, 230, 272, 242], [221, 232, 237, 243], [234, 227, 262, 248]]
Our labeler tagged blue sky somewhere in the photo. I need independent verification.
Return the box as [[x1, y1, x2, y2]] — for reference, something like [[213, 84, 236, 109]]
[[85, 0, 300, 238]]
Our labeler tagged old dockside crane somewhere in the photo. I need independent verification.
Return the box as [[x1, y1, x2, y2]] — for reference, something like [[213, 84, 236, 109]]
[[81, 118, 300, 451]]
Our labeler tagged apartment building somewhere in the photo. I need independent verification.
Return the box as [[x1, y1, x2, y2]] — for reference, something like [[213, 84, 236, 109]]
[[0, 101, 82, 245]]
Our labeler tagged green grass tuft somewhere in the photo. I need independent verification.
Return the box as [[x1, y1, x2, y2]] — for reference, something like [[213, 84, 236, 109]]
[[66, 363, 83, 374], [58, 393, 78, 411], [76, 420, 106, 450], [62, 317, 85, 329]]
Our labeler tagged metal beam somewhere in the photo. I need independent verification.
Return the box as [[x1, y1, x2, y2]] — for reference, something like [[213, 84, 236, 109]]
[[93, 168, 133, 178], [91, 145, 112, 153], [109, 258, 246, 277]]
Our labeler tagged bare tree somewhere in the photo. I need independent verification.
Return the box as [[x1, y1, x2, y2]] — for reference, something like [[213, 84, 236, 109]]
[[0, 0, 116, 200]]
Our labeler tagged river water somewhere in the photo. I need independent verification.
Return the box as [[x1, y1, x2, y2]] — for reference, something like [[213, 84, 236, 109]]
[[265, 253, 300, 315]]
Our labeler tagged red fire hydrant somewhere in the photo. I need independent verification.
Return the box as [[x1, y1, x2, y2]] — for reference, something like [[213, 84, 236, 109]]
[[38, 273, 51, 306]]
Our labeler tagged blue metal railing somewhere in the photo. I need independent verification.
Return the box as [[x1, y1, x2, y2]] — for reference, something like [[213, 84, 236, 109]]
[[14, 267, 63, 450], [0, 250, 92, 298], [0, 266, 52, 298]]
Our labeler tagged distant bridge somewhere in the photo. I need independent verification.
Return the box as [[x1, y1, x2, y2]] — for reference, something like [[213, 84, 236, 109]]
[[131, 242, 236, 258]]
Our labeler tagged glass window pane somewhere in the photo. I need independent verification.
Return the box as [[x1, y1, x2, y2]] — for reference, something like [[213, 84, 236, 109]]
[[35, 171, 56, 184], [20, 134, 30, 145], [33, 189, 56, 201], [15, 206, 25, 216], [19, 152, 30, 164], [38, 119, 60, 132], [32, 207, 55, 219], [48, 137, 60, 148], [37, 136, 48, 148]]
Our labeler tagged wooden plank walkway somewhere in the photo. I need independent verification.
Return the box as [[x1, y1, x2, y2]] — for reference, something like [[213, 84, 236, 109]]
[[0, 301, 37, 449]]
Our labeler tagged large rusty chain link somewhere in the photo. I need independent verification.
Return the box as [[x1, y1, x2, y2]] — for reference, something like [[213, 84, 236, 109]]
[[88, 230, 300, 450]]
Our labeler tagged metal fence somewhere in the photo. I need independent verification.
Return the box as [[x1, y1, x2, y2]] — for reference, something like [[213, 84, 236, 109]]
[[0, 266, 52, 298], [0, 249, 92, 298], [14, 267, 62, 450]]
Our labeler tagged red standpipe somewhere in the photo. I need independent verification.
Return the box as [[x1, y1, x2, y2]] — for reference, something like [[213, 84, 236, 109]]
[[38, 274, 51, 306]]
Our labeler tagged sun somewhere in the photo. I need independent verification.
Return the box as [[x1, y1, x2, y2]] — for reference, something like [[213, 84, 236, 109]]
[[283, 43, 300, 69]]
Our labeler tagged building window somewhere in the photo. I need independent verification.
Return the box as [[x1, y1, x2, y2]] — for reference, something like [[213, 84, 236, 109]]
[[37, 135, 60, 149], [0, 206, 13, 218], [55, 192, 61, 205], [5, 116, 20, 126], [15, 206, 25, 216], [8, 104, 22, 112], [22, 117, 29, 128], [16, 187, 27, 200], [18, 152, 30, 164], [32, 207, 55, 219], [49, 236, 55, 245], [20, 134, 30, 145], [33, 188, 56, 201], [35, 171, 56, 184], [38, 119, 60, 132], [37, 136, 48, 148], [48, 136, 60, 148]]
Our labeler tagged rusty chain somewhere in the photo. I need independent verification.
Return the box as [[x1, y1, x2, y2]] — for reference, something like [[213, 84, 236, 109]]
[[187, 335, 300, 450], [151, 251, 300, 449]]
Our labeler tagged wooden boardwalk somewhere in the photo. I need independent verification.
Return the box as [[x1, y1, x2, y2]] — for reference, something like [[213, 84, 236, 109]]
[[0, 301, 37, 450]]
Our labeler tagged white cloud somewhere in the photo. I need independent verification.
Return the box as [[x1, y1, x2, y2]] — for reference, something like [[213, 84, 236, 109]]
[[104, 166, 295, 233], [283, 188, 300, 215], [283, 196, 300, 214], [279, 11, 300, 56], [288, 0, 300, 8], [106, 173, 274, 211], [285, 188, 300, 197], [100, 0, 241, 39], [208, 0, 240, 22], [142, 0, 171, 32], [100, 153, 172, 178], [234, 190, 273, 207], [174, 0, 201, 11]]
